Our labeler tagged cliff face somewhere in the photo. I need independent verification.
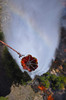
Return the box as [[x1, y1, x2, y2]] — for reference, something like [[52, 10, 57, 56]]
[[55, 28, 66, 75], [56, 28, 66, 61]]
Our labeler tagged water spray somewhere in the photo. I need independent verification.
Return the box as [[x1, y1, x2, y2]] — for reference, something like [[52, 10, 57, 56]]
[[2, 0, 63, 78]]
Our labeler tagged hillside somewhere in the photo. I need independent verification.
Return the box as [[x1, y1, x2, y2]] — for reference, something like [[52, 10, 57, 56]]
[[0, 28, 66, 100]]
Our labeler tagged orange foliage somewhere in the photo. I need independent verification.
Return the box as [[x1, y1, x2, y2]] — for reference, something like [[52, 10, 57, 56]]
[[47, 95, 54, 100], [38, 85, 46, 92], [38, 85, 54, 100]]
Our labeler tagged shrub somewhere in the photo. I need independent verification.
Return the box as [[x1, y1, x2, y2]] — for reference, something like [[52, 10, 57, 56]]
[[50, 75, 66, 90], [50, 74, 57, 81], [39, 73, 65, 90], [59, 83, 64, 89], [44, 80, 50, 88], [40, 76, 46, 82], [0, 97, 8, 100], [61, 76, 66, 85], [40, 76, 50, 88]]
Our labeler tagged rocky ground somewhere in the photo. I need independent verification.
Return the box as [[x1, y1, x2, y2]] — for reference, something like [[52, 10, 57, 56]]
[[6, 85, 43, 100]]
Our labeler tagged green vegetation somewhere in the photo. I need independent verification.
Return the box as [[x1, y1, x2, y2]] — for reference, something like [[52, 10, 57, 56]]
[[40, 72, 66, 90], [0, 31, 3, 40], [0, 97, 8, 100], [2, 47, 31, 85], [40, 74, 50, 88]]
